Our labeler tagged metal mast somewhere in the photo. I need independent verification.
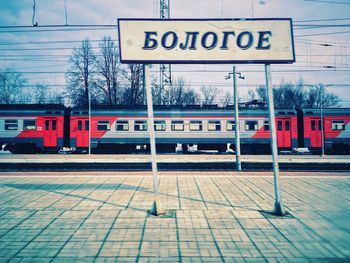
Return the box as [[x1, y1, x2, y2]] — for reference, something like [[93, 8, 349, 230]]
[[159, 0, 172, 104]]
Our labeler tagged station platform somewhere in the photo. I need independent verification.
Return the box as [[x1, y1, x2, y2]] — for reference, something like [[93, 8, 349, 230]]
[[0, 172, 349, 262], [0, 153, 349, 171]]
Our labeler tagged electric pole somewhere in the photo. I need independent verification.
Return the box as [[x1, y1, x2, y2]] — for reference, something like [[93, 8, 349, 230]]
[[159, 0, 172, 105]]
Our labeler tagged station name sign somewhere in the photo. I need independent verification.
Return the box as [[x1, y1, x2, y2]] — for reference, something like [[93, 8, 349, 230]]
[[118, 18, 295, 64]]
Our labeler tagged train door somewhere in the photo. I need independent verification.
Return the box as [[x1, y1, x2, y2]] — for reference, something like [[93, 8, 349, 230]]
[[310, 118, 322, 147], [276, 118, 291, 148], [76, 118, 89, 148], [43, 118, 57, 147]]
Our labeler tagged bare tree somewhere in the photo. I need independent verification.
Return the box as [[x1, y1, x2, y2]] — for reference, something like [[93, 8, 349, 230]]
[[96, 36, 123, 105], [220, 91, 233, 107], [32, 84, 64, 104], [33, 84, 46, 104], [200, 85, 219, 105], [0, 67, 27, 104], [274, 81, 305, 108], [250, 80, 341, 108], [168, 77, 199, 105], [255, 85, 268, 104], [247, 89, 256, 101], [305, 84, 341, 108], [66, 39, 97, 107], [122, 64, 144, 105]]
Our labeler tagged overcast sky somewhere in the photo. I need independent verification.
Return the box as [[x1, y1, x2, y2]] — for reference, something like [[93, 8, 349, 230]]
[[1, 0, 350, 105]]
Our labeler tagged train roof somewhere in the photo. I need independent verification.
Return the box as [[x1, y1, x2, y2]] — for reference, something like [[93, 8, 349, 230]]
[[0, 104, 66, 110], [71, 106, 297, 117], [299, 108, 350, 116]]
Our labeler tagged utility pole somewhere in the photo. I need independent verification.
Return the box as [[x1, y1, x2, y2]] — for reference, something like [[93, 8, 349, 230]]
[[159, 0, 172, 105]]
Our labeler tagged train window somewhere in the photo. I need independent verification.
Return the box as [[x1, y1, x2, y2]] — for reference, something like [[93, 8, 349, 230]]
[[171, 120, 184, 131], [285, 120, 290, 131], [23, 120, 36, 130], [245, 121, 258, 131], [190, 120, 202, 131], [97, 120, 110, 131], [332, 120, 345, 130], [5, 120, 18, 130], [277, 120, 282, 131], [135, 120, 147, 131], [85, 120, 89, 131], [208, 120, 221, 131], [78, 120, 82, 131], [264, 121, 269, 131], [52, 120, 57, 131], [311, 120, 316, 131], [318, 120, 322, 131], [154, 120, 166, 131], [45, 120, 49, 130], [226, 121, 235, 131], [116, 120, 129, 131]]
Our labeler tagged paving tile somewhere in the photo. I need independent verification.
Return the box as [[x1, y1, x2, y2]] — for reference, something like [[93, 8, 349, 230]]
[[180, 241, 221, 257], [0, 228, 42, 242], [216, 241, 261, 258], [0, 241, 28, 258], [17, 241, 65, 258], [33, 228, 75, 242], [140, 241, 179, 257], [70, 227, 110, 241], [106, 228, 143, 242], [98, 241, 140, 257], [143, 228, 177, 242], [179, 229, 214, 242], [57, 241, 103, 257]]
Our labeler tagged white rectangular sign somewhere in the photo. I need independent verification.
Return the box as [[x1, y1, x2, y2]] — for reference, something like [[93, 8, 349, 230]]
[[118, 18, 295, 64]]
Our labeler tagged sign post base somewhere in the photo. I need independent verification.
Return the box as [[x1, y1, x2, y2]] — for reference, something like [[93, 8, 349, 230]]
[[149, 196, 165, 216], [273, 202, 287, 216]]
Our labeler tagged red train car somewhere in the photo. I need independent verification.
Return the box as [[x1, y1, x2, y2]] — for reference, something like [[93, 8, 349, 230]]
[[298, 108, 350, 153], [0, 104, 67, 153]]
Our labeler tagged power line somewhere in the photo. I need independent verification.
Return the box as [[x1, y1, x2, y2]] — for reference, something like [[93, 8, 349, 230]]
[[295, 18, 350, 22], [296, 30, 350, 37], [304, 0, 350, 5], [0, 24, 116, 29], [0, 27, 115, 34]]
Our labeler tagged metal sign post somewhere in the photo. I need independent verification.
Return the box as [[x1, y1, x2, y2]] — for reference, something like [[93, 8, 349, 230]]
[[145, 64, 164, 216], [265, 64, 286, 216]]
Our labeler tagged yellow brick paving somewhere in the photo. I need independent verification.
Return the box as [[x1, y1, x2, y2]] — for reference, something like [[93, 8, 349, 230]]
[[0, 173, 349, 262]]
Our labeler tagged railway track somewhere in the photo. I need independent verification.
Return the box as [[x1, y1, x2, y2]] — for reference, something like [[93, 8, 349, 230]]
[[0, 161, 349, 172]]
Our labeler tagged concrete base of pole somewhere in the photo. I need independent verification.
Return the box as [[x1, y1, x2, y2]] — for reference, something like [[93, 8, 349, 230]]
[[149, 196, 165, 216]]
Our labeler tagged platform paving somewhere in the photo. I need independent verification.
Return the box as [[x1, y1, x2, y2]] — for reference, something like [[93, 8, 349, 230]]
[[0, 172, 349, 262]]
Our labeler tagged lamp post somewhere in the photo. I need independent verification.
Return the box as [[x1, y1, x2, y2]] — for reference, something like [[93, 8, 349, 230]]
[[225, 66, 245, 171], [88, 85, 91, 155], [319, 84, 333, 156], [319, 86, 324, 157]]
